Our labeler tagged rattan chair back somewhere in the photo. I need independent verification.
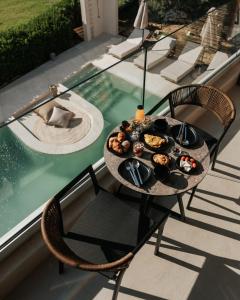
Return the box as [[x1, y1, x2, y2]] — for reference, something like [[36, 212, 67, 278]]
[[169, 84, 235, 128]]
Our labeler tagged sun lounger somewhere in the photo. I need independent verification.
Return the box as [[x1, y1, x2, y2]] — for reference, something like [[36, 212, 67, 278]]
[[192, 51, 229, 83], [108, 28, 150, 59], [133, 36, 176, 70], [160, 41, 204, 83]]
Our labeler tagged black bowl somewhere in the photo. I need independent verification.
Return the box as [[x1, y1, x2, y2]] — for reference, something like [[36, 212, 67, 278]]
[[151, 152, 171, 167], [154, 165, 170, 182], [154, 119, 168, 133]]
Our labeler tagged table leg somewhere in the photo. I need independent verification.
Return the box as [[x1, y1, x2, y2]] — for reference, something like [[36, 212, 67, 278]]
[[137, 194, 153, 243], [177, 194, 186, 222]]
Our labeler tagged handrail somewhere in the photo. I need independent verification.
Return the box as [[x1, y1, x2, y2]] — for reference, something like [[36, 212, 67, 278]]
[[1, 6, 225, 128]]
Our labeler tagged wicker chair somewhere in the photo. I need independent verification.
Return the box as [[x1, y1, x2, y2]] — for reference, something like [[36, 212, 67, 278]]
[[41, 165, 169, 300], [166, 84, 235, 209]]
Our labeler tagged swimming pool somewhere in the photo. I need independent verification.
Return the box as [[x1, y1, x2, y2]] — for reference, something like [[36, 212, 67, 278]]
[[0, 65, 164, 241]]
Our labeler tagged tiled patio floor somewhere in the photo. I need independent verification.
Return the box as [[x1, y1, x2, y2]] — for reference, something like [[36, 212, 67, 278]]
[[5, 85, 240, 300]]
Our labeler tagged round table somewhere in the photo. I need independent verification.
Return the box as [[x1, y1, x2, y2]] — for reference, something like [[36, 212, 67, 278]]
[[104, 116, 210, 198]]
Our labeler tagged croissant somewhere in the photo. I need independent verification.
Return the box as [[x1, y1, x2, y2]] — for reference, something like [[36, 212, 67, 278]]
[[112, 140, 123, 154], [117, 132, 125, 142], [108, 137, 118, 148]]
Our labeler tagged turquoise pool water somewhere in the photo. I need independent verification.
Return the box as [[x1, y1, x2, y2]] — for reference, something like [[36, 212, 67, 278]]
[[0, 65, 164, 239]]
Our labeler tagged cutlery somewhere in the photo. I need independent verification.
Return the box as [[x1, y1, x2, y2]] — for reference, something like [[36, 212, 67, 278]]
[[129, 162, 140, 187], [183, 124, 189, 146], [177, 123, 184, 143], [132, 160, 143, 185], [126, 164, 139, 187]]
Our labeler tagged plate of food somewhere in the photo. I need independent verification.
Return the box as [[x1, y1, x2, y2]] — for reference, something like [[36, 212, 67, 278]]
[[107, 132, 131, 156], [175, 155, 198, 174], [140, 130, 169, 152], [151, 152, 171, 167]]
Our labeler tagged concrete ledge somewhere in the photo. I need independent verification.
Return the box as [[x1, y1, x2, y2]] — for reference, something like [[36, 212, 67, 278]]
[[8, 84, 104, 155]]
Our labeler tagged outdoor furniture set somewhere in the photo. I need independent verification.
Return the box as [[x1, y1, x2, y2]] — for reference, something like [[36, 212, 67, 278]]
[[107, 28, 230, 84], [40, 84, 235, 299]]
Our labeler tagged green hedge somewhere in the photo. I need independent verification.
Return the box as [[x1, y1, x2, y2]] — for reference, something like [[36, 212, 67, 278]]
[[0, 0, 81, 86]]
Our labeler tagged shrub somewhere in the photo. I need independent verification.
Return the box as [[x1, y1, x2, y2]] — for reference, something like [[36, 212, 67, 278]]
[[0, 0, 81, 86]]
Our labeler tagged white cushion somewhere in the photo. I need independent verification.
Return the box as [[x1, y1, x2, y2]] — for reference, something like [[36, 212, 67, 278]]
[[34, 101, 63, 123], [128, 28, 150, 45], [48, 106, 74, 128], [152, 36, 176, 51], [161, 61, 195, 83], [109, 41, 140, 59], [134, 51, 167, 70], [178, 42, 203, 65], [207, 51, 229, 70]]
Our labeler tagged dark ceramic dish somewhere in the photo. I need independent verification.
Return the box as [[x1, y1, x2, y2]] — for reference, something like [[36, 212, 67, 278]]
[[107, 132, 132, 156], [153, 165, 170, 182], [154, 119, 168, 133], [175, 155, 199, 174], [171, 124, 199, 148], [118, 158, 151, 187], [151, 152, 171, 167], [140, 129, 169, 152]]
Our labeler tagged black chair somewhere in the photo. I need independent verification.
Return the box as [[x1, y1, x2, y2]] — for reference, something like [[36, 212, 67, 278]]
[[41, 165, 169, 300], [166, 84, 236, 209]]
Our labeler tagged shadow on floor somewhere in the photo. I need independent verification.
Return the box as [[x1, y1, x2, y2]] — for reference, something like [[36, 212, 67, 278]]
[[156, 236, 240, 300]]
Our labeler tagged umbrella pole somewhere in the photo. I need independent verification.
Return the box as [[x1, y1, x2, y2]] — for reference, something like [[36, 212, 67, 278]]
[[142, 45, 148, 108]]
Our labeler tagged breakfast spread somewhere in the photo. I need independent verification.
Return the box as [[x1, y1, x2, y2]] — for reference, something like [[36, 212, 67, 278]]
[[108, 132, 131, 154], [153, 154, 170, 166], [144, 134, 167, 148]]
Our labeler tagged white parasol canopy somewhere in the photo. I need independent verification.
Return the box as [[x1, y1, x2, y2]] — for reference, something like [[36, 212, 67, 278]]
[[201, 7, 219, 48], [134, 0, 148, 30]]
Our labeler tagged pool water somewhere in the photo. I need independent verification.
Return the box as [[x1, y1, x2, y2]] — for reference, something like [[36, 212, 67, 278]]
[[0, 65, 164, 240]]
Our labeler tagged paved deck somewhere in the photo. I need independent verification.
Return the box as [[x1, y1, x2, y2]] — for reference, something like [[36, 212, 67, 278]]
[[0, 34, 122, 123], [5, 84, 240, 300]]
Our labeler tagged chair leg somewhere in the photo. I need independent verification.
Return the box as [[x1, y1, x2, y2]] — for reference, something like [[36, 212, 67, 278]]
[[211, 145, 219, 170], [154, 219, 167, 255], [59, 261, 64, 274], [177, 195, 186, 221], [187, 186, 197, 210], [112, 269, 126, 300]]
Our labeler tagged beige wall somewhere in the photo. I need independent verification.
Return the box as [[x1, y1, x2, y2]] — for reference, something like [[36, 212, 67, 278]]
[[80, 0, 118, 41]]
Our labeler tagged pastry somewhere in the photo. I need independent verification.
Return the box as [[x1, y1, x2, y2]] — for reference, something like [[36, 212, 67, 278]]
[[108, 137, 118, 148], [144, 134, 166, 148], [121, 140, 130, 152], [117, 132, 125, 142], [153, 154, 169, 165]]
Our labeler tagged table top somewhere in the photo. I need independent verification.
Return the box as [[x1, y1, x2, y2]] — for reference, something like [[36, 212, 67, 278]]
[[104, 116, 210, 196]]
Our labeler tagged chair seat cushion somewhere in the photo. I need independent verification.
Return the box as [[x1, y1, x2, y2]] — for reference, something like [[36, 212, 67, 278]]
[[67, 190, 167, 265]]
